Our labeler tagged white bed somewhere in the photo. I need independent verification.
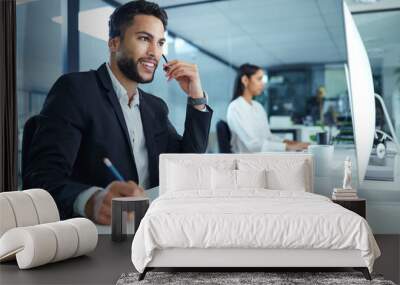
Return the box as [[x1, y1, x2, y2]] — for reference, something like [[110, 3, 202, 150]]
[[131, 154, 380, 280]]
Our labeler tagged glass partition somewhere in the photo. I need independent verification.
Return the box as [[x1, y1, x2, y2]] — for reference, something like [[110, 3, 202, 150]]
[[16, 0, 63, 186]]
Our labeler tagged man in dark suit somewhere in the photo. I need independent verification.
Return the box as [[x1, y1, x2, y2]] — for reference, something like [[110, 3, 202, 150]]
[[23, 1, 212, 224]]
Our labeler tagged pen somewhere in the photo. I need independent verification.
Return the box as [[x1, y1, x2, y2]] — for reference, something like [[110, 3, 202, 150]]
[[162, 54, 169, 71], [162, 54, 168, 63], [103, 158, 125, 181]]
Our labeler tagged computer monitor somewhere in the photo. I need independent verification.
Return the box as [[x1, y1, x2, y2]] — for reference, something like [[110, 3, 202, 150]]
[[342, 1, 376, 185]]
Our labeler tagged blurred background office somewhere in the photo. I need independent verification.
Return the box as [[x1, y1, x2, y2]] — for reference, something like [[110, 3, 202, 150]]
[[16, 0, 400, 196]]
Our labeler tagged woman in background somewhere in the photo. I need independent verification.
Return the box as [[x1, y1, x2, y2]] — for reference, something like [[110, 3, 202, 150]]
[[227, 63, 309, 153]]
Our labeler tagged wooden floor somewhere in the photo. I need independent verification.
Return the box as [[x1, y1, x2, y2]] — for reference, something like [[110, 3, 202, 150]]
[[374, 234, 400, 284]]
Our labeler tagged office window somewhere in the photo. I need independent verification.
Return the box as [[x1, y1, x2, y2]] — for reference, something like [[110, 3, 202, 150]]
[[16, 0, 63, 188], [79, 0, 112, 71]]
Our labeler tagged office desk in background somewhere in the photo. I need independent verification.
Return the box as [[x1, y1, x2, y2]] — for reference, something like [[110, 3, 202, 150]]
[[271, 125, 336, 142], [270, 128, 300, 141]]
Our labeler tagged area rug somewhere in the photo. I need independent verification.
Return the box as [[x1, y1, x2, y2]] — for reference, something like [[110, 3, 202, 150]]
[[116, 271, 396, 285]]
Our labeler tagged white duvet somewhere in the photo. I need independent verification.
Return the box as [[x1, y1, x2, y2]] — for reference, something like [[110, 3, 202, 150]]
[[131, 190, 380, 273]]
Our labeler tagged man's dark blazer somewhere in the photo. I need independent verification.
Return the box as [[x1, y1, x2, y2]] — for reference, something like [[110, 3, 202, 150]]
[[23, 63, 212, 219]]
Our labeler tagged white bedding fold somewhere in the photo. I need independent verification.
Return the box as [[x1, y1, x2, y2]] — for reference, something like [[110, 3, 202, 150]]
[[131, 190, 380, 273]]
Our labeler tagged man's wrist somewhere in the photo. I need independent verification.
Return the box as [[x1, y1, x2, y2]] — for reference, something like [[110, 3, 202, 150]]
[[187, 91, 208, 106], [85, 193, 96, 218], [190, 89, 204, 99], [193, 104, 207, 112], [73, 187, 102, 217]]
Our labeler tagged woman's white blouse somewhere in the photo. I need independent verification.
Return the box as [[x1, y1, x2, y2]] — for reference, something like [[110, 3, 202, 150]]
[[227, 96, 286, 153]]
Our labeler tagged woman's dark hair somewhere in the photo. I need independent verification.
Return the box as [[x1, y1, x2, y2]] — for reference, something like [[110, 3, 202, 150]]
[[109, 0, 168, 39], [231, 63, 262, 101]]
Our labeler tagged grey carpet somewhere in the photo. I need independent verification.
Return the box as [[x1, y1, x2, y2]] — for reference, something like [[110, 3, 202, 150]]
[[116, 271, 396, 285]]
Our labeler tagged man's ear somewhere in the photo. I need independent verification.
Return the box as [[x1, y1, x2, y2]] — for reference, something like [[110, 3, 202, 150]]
[[108, 37, 120, 52], [241, 75, 248, 87]]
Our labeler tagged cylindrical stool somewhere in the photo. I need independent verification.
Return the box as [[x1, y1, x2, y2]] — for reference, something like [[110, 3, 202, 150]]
[[111, 197, 149, 242]]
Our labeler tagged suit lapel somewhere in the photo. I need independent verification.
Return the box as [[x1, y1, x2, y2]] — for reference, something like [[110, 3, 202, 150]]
[[96, 64, 137, 176], [138, 89, 156, 157], [139, 89, 159, 186]]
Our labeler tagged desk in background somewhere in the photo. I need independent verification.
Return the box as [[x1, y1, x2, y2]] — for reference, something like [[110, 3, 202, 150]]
[[271, 125, 333, 142]]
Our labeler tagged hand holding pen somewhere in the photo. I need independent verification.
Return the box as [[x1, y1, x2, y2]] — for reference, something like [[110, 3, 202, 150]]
[[84, 158, 145, 225], [161, 54, 204, 101]]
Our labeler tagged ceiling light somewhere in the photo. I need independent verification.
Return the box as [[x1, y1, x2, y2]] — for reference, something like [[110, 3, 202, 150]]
[[52, 6, 114, 42], [353, 0, 380, 4]]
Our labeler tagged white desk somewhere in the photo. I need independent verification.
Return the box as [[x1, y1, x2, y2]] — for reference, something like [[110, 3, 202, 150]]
[[271, 125, 338, 142]]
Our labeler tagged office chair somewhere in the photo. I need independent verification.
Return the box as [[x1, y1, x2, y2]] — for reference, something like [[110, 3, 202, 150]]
[[21, 115, 39, 179], [216, 120, 232, 153]]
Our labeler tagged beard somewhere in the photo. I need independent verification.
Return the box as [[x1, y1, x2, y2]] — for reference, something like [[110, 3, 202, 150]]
[[116, 52, 156, 84]]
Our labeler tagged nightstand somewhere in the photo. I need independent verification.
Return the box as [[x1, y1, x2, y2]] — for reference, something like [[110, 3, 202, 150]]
[[332, 198, 366, 219], [111, 197, 150, 242]]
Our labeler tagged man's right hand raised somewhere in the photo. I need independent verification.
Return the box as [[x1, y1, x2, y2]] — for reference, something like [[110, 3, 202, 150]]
[[85, 181, 145, 225]]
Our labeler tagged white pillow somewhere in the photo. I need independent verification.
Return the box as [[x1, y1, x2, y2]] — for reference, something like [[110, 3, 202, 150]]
[[166, 159, 236, 192], [266, 163, 307, 191], [236, 169, 267, 189], [211, 169, 268, 191], [211, 168, 236, 190], [237, 158, 309, 191], [167, 162, 211, 191]]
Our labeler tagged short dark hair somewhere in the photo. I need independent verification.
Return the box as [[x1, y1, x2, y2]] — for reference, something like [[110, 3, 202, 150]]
[[108, 0, 168, 39], [231, 63, 262, 101]]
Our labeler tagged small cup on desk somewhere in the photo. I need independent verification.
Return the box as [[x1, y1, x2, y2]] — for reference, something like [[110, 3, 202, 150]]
[[111, 197, 149, 242], [316, 131, 329, 145]]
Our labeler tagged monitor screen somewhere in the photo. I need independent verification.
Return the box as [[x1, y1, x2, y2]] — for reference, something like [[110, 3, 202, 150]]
[[343, 1, 376, 185]]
